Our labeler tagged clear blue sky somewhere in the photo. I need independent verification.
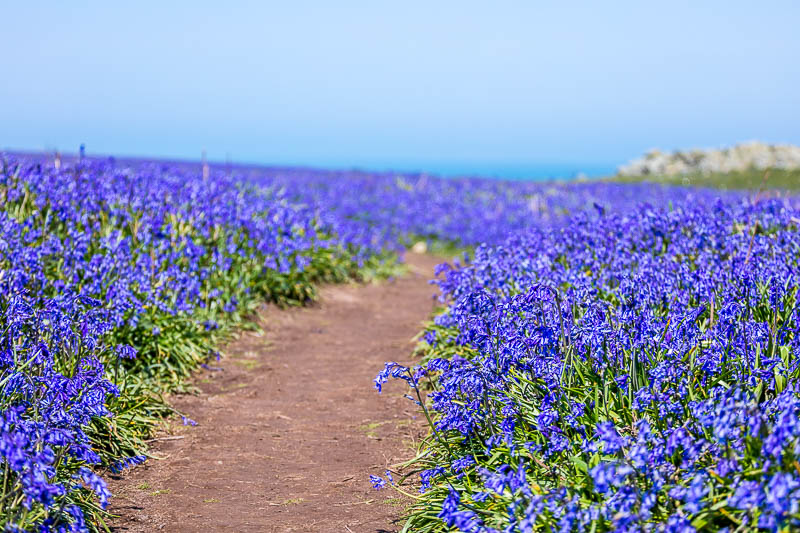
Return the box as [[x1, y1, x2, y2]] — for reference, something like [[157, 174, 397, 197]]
[[1, 1, 798, 178]]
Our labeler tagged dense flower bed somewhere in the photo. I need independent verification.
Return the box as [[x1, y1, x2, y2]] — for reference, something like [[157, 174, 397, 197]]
[[376, 191, 800, 531], [253, 166, 719, 249], [2, 152, 786, 532]]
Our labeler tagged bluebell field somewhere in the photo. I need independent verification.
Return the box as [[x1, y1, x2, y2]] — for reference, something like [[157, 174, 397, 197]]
[[374, 186, 800, 531], [0, 153, 797, 531]]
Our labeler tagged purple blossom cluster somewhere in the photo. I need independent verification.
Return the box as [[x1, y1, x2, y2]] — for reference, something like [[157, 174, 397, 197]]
[[376, 192, 800, 531], [3, 151, 793, 532], [250, 166, 724, 249]]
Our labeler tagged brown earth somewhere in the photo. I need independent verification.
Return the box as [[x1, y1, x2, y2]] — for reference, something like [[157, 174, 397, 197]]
[[107, 252, 442, 533]]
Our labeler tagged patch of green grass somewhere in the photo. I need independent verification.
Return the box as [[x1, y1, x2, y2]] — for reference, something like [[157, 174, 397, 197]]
[[424, 240, 473, 261], [358, 420, 389, 438], [230, 358, 261, 370], [610, 167, 800, 191]]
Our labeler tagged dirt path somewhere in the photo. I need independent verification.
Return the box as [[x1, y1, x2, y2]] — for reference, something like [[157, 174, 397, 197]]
[[108, 252, 441, 533]]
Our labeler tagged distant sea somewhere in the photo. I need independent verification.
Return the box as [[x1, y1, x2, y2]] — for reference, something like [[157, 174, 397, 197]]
[[354, 161, 617, 181]]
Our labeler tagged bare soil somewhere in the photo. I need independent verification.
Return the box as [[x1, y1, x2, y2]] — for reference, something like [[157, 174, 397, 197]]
[[108, 252, 442, 532]]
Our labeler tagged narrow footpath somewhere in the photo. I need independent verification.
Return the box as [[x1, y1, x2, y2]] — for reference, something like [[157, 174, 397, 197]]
[[108, 252, 442, 532]]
